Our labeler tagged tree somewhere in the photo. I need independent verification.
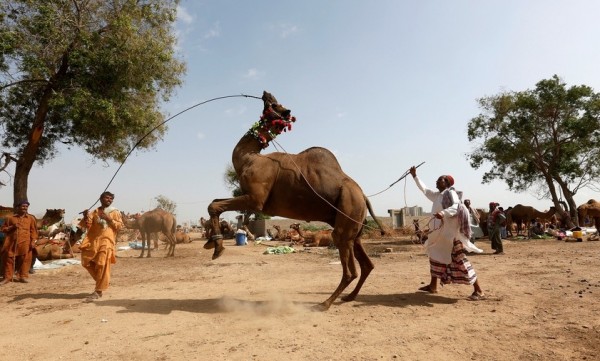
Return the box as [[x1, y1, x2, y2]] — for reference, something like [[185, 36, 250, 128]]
[[0, 0, 185, 206], [154, 194, 176, 215], [467, 75, 600, 226]]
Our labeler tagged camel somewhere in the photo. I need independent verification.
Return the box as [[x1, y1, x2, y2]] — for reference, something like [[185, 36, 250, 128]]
[[577, 199, 600, 232], [200, 217, 234, 241], [241, 225, 255, 241], [122, 208, 177, 257], [158, 230, 191, 244], [34, 238, 76, 261], [206, 91, 386, 310], [290, 223, 334, 247], [272, 224, 301, 243], [36, 209, 65, 230], [506, 204, 556, 238]]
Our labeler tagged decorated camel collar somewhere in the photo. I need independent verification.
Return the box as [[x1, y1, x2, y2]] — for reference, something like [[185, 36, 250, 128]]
[[246, 106, 296, 148]]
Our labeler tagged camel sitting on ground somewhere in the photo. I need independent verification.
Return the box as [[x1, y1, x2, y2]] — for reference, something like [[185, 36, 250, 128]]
[[290, 223, 334, 247], [34, 237, 78, 261], [506, 204, 556, 237], [271, 224, 301, 243], [122, 208, 177, 257], [577, 199, 600, 232], [241, 225, 255, 241], [200, 217, 234, 241], [206, 91, 386, 310]]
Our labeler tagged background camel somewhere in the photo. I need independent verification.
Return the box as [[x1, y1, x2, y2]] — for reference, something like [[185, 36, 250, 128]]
[[271, 224, 301, 243], [34, 238, 75, 261], [200, 217, 234, 242], [36, 209, 65, 231], [506, 204, 556, 237], [123, 208, 177, 257], [577, 199, 600, 232], [206, 91, 386, 310], [241, 225, 255, 241], [290, 223, 334, 247]]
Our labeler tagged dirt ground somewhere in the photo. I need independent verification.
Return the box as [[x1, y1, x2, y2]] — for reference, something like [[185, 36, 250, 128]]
[[0, 234, 599, 361]]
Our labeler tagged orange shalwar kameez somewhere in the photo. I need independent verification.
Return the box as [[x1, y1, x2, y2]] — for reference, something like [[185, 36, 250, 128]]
[[1, 213, 38, 281], [79, 207, 123, 292]]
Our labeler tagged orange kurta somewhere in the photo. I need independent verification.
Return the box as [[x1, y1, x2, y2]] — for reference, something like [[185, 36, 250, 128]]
[[79, 207, 123, 292], [1, 213, 38, 280]]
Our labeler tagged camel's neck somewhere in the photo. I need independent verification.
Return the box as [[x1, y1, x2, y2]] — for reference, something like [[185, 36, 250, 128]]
[[232, 134, 264, 171]]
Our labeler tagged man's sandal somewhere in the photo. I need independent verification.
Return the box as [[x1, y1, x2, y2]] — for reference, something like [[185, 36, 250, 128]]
[[468, 292, 486, 301], [83, 291, 102, 303]]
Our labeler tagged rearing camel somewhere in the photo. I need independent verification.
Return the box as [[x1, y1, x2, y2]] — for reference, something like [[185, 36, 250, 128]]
[[206, 91, 386, 310]]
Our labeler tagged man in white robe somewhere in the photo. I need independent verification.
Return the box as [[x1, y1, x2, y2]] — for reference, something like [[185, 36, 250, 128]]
[[410, 166, 485, 300]]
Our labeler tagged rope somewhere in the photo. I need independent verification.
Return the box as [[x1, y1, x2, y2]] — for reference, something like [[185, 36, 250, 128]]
[[85, 94, 262, 210], [367, 162, 425, 197]]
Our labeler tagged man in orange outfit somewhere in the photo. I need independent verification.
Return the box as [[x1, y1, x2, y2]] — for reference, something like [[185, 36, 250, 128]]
[[79, 191, 123, 302], [1, 200, 38, 284]]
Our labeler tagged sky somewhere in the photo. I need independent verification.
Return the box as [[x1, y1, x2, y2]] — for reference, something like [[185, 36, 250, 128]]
[[3, 0, 600, 226]]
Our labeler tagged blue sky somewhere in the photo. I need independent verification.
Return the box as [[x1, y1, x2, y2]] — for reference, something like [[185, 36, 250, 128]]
[[3, 1, 600, 225]]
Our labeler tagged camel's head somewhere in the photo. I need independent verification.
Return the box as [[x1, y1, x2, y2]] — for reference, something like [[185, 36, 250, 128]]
[[247, 91, 296, 148]]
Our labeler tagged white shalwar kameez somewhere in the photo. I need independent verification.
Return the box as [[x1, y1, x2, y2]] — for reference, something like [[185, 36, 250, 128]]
[[413, 176, 482, 264]]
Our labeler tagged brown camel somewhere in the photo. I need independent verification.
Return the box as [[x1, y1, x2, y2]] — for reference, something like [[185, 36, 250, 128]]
[[271, 224, 301, 243], [122, 208, 177, 257], [36, 209, 65, 230], [241, 225, 255, 241], [577, 199, 600, 231], [290, 223, 334, 247], [506, 204, 556, 237], [206, 91, 386, 310], [200, 217, 234, 242], [34, 238, 76, 261]]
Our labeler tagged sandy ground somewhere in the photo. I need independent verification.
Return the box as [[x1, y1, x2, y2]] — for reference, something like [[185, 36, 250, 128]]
[[0, 234, 599, 361]]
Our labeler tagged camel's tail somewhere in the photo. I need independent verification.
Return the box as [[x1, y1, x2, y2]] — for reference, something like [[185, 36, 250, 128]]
[[365, 195, 386, 236]]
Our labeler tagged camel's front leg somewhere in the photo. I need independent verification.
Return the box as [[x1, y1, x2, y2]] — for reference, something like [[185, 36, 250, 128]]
[[207, 195, 264, 260], [318, 240, 356, 311]]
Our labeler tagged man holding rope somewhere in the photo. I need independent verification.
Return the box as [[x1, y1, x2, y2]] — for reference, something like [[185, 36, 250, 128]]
[[409, 166, 485, 301], [0, 200, 38, 285], [79, 191, 123, 302]]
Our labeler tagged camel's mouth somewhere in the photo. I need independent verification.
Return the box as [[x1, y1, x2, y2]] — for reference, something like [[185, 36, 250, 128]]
[[247, 106, 296, 148]]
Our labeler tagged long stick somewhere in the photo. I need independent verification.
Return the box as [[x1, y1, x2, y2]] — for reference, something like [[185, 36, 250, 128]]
[[12, 220, 18, 280], [389, 162, 425, 188]]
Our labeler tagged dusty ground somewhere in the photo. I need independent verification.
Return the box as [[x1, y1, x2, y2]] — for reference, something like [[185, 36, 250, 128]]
[[0, 234, 599, 361]]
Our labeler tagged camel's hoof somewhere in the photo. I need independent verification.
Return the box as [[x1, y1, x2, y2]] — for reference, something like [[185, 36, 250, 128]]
[[312, 302, 331, 312], [212, 247, 225, 260], [341, 294, 357, 302], [203, 241, 215, 250]]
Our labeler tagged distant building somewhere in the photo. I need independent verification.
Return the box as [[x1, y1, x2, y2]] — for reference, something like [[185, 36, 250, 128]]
[[388, 206, 429, 228]]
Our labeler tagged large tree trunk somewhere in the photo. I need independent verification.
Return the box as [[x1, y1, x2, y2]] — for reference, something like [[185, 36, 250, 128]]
[[12, 89, 52, 207]]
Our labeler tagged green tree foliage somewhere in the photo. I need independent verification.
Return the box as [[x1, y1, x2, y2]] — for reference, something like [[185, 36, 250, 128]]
[[467, 75, 600, 225], [0, 0, 185, 205], [154, 194, 176, 215]]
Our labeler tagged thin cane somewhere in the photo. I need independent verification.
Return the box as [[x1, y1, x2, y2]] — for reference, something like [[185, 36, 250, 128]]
[[12, 220, 18, 280]]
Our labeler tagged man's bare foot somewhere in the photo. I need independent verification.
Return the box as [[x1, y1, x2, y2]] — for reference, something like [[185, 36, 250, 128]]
[[418, 285, 438, 293]]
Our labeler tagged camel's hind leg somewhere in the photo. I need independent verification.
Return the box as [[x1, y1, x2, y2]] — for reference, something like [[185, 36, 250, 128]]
[[341, 237, 374, 302], [166, 234, 176, 257]]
